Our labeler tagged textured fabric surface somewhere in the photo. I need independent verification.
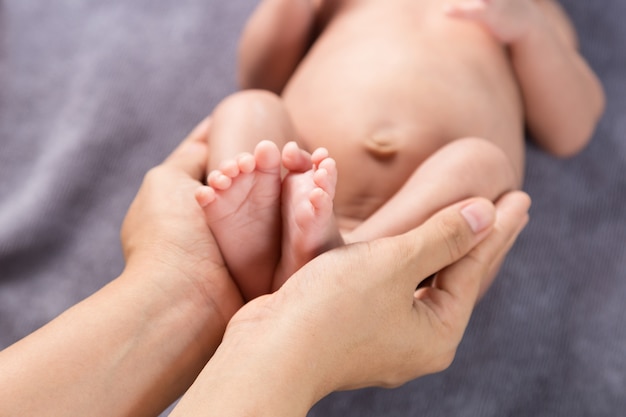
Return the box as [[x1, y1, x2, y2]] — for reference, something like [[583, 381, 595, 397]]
[[1, 1, 624, 416]]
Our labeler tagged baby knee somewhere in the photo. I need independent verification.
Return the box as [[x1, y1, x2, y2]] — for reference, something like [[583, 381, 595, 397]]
[[453, 137, 521, 189], [213, 89, 285, 120], [209, 89, 297, 152]]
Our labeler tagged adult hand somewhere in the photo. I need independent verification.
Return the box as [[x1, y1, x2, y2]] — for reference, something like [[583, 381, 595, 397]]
[[121, 117, 244, 327], [444, 0, 537, 44], [0, 118, 245, 417], [172, 191, 531, 416]]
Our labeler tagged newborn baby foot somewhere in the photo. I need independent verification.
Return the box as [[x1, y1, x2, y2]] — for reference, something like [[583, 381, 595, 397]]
[[274, 142, 344, 289], [195, 140, 282, 300]]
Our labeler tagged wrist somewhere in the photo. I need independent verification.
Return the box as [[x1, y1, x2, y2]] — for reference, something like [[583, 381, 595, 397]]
[[122, 254, 243, 352], [111, 269, 220, 370], [172, 300, 332, 416], [0, 267, 238, 417]]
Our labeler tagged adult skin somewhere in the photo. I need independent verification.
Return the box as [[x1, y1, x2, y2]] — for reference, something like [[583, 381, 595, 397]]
[[0, 119, 530, 417], [0, 118, 239, 417], [173, 191, 531, 413]]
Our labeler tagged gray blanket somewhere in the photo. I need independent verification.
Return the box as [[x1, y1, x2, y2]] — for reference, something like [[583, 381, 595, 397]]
[[1, 1, 624, 415]]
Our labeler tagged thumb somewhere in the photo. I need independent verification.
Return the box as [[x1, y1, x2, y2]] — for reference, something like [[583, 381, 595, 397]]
[[395, 198, 496, 291], [418, 191, 531, 326], [162, 117, 211, 181]]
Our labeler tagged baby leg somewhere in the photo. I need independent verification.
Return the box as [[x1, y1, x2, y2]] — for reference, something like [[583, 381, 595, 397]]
[[273, 142, 344, 289], [207, 89, 299, 168], [198, 90, 299, 300], [347, 137, 520, 293], [348, 137, 520, 242]]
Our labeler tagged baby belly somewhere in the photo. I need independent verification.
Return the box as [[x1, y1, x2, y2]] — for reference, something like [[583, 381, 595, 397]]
[[302, 122, 447, 230], [286, 100, 523, 231], [282, 14, 525, 227]]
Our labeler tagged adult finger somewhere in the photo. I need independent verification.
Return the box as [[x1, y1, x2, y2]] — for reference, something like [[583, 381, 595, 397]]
[[394, 197, 497, 291], [444, 1, 488, 19], [162, 117, 211, 180], [431, 191, 531, 311], [475, 191, 532, 296]]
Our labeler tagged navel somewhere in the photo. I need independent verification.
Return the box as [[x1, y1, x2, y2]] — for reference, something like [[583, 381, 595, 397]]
[[363, 130, 399, 159]]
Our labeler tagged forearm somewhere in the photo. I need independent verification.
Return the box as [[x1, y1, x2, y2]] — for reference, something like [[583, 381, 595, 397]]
[[0, 268, 231, 417], [238, 0, 316, 93], [511, 5, 605, 156], [170, 315, 322, 417]]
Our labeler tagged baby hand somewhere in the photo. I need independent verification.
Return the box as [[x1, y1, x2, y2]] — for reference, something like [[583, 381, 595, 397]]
[[444, 0, 538, 44]]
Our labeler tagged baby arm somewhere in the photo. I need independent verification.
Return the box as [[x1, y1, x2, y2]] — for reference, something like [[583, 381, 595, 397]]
[[238, 0, 319, 93], [446, 0, 605, 157]]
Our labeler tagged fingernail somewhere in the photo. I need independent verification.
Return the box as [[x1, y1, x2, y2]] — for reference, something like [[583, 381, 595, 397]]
[[461, 200, 494, 233]]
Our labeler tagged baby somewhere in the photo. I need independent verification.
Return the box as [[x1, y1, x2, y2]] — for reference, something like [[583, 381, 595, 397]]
[[195, 0, 604, 300]]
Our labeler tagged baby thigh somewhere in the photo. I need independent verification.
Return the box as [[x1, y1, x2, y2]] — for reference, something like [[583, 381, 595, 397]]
[[348, 137, 520, 242], [413, 136, 522, 206], [207, 89, 298, 168]]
